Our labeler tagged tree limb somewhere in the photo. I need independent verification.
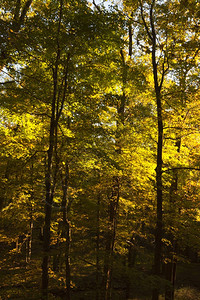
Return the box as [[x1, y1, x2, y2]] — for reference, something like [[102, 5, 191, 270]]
[[139, 0, 152, 41], [163, 167, 200, 173], [19, 0, 33, 25], [93, 0, 101, 13]]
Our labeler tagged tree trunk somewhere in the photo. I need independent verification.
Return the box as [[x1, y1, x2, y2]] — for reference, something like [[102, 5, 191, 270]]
[[102, 49, 126, 300], [165, 139, 180, 300], [41, 46, 58, 300], [103, 177, 120, 300], [165, 256, 177, 300], [141, 2, 164, 299], [42, 197, 53, 298], [41, 2, 63, 297], [65, 220, 71, 300], [126, 234, 137, 299], [26, 220, 33, 263], [61, 162, 71, 300], [26, 162, 34, 264], [42, 68, 58, 295], [96, 193, 101, 300], [52, 237, 61, 272]]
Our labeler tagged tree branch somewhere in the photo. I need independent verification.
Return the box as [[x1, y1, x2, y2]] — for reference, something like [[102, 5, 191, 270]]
[[163, 167, 200, 173], [19, 0, 33, 25], [93, 0, 101, 13], [56, 53, 70, 122], [14, 0, 21, 21], [139, 0, 153, 41]]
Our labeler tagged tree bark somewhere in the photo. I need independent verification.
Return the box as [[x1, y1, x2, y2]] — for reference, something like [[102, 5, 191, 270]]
[[61, 162, 71, 300], [126, 234, 137, 299], [96, 192, 101, 300], [42, 66, 58, 298], [26, 160, 34, 264], [165, 139, 180, 300], [42, 2, 62, 299], [128, 13, 133, 57], [102, 49, 126, 300], [103, 177, 120, 300], [140, 1, 164, 299], [26, 220, 33, 263]]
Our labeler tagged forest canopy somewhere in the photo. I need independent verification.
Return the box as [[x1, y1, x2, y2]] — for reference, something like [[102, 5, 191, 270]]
[[0, 0, 200, 299]]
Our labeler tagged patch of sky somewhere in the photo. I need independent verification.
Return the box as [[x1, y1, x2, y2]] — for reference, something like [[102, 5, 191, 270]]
[[88, 0, 122, 10]]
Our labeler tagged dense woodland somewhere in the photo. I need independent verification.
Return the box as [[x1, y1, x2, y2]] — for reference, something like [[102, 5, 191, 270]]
[[0, 0, 200, 299]]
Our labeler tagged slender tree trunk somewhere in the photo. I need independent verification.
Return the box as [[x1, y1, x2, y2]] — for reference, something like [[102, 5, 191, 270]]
[[65, 220, 71, 300], [142, 2, 164, 300], [102, 49, 126, 300], [152, 88, 163, 300], [165, 66, 187, 300], [128, 12, 133, 57], [126, 234, 137, 299], [26, 220, 33, 263], [103, 177, 120, 300], [42, 69, 58, 298], [139, 6, 164, 293], [42, 186, 54, 298], [165, 139, 180, 300], [61, 162, 71, 300], [165, 256, 177, 300], [26, 161, 34, 264], [152, 39, 163, 280], [41, 2, 63, 298], [140, 1, 164, 296], [96, 193, 101, 300], [52, 237, 61, 272]]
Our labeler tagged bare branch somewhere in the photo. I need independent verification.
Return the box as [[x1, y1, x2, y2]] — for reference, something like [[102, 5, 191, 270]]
[[159, 52, 169, 91], [0, 80, 15, 84], [149, 0, 156, 42], [139, 0, 153, 41], [19, 0, 33, 24], [93, 0, 101, 13], [128, 12, 133, 57], [163, 167, 200, 173]]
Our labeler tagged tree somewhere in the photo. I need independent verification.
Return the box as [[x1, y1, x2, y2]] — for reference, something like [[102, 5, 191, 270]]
[[0, 0, 34, 70], [0, 0, 200, 299]]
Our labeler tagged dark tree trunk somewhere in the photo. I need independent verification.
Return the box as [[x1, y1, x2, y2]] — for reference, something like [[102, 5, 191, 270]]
[[52, 237, 61, 272], [152, 29, 163, 282], [53, 252, 60, 272], [61, 162, 71, 300], [165, 139, 180, 300], [126, 234, 137, 299], [42, 194, 54, 298], [102, 49, 126, 300], [103, 177, 120, 300], [96, 193, 101, 300], [128, 13, 133, 57], [42, 67, 58, 297], [140, 1, 164, 299], [41, 2, 64, 298], [65, 220, 71, 300], [165, 257, 177, 300], [26, 220, 33, 263], [26, 161, 34, 264]]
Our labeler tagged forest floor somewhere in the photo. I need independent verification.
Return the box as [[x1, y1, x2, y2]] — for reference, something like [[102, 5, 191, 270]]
[[0, 235, 200, 299]]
